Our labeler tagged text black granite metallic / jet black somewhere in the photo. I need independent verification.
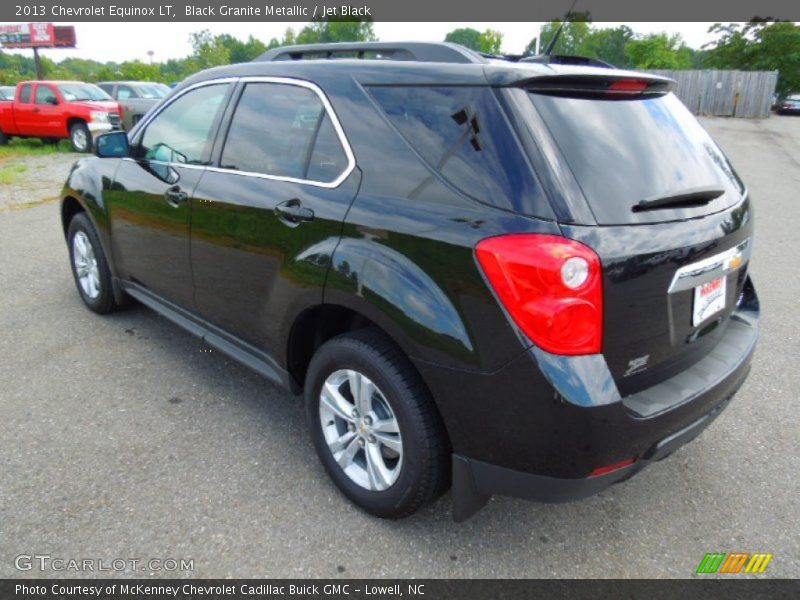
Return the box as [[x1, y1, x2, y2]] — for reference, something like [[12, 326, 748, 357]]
[[60, 42, 759, 520]]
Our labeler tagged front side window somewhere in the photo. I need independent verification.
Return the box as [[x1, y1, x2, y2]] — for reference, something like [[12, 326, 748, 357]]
[[220, 82, 349, 183], [367, 85, 546, 215], [140, 83, 230, 165], [35, 85, 57, 105]]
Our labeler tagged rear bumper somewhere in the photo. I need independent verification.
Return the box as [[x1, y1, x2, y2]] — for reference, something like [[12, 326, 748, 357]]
[[414, 277, 759, 520], [452, 382, 742, 520]]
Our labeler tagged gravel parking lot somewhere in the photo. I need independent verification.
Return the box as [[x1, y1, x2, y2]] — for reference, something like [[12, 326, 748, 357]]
[[1, 117, 798, 579]]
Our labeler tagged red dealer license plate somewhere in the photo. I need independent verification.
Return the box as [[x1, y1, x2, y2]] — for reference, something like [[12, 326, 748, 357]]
[[693, 276, 727, 326]]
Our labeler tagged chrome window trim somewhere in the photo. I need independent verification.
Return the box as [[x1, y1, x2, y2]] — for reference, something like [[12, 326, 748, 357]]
[[668, 238, 751, 294], [127, 76, 355, 189]]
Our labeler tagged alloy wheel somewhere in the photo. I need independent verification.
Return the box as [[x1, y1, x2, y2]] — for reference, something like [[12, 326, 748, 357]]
[[72, 231, 100, 299], [319, 369, 403, 491]]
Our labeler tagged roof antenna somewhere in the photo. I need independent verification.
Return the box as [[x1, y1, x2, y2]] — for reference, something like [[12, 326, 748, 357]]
[[542, 0, 578, 56]]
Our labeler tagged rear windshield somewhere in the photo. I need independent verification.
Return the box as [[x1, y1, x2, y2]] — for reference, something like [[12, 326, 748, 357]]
[[529, 92, 744, 225]]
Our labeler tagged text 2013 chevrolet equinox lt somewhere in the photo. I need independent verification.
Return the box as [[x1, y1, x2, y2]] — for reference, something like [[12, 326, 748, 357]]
[[60, 42, 759, 520]]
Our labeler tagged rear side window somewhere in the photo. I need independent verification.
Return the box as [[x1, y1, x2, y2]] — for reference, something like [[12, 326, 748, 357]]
[[220, 82, 349, 183], [19, 84, 32, 103], [367, 86, 547, 216], [529, 92, 744, 225]]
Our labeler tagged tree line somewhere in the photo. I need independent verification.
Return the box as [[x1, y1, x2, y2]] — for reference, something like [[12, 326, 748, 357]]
[[0, 19, 797, 95]]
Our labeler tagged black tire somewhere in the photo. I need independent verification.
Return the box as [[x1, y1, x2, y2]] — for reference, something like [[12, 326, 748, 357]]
[[305, 328, 450, 518], [67, 212, 119, 314], [69, 122, 92, 153], [0, 129, 8, 146]]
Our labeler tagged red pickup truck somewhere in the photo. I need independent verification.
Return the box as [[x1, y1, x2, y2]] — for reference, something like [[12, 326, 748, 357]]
[[0, 81, 122, 152]]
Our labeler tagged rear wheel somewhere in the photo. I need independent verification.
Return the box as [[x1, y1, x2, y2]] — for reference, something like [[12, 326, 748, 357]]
[[69, 122, 92, 153], [305, 328, 450, 518], [0, 129, 8, 145], [67, 212, 119, 314]]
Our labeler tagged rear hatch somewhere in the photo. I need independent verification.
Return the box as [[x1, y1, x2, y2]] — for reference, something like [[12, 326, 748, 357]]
[[511, 74, 752, 395]]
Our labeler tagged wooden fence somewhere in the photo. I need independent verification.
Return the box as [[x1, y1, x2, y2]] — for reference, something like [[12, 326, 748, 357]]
[[642, 70, 778, 118]]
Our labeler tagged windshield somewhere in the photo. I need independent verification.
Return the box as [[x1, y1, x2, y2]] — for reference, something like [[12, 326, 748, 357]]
[[137, 84, 169, 99], [57, 84, 112, 102], [528, 92, 744, 225]]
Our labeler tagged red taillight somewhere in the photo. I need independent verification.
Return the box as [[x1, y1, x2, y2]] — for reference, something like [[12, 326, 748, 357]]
[[589, 458, 636, 477], [475, 234, 603, 355], [608, 79, 649, 93]]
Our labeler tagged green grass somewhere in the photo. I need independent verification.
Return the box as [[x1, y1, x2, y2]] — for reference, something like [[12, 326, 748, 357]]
[[0, 163, 28, 185], [0, 137, 75, 157]]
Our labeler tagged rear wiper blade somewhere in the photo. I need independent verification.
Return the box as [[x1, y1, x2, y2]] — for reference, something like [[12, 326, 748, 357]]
[[632, 186, 725, 212]]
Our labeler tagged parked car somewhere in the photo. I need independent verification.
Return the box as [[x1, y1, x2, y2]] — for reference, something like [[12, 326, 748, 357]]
[[59, 42, 758, 520], [0, 85, 16, 100], [777, 93, 800, 115], [97, 80, 170, 130], [0, 81, 121, 151]]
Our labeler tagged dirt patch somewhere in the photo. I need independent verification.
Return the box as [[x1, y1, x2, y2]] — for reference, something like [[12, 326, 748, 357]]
[[0, 153, 80, 211]]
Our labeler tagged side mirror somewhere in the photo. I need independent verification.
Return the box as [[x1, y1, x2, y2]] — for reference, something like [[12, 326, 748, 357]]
[[94, 131, 130, 158], [47, 96, 59, 105]]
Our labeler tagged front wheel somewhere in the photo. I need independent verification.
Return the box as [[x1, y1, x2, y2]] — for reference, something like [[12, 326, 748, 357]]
[[305, 329, 450, 518], [67, 212, 119, 314], [69, 122, 92, 152]]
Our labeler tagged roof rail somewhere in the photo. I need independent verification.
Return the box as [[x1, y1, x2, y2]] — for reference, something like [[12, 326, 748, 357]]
[[257, 41, 487, 64]]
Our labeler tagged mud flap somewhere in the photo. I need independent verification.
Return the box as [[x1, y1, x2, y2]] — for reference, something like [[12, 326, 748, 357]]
[[452, 455, 490, 522]]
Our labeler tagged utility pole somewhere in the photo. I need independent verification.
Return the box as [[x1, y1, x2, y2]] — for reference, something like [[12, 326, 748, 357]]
[[33, 47, 43, 79]]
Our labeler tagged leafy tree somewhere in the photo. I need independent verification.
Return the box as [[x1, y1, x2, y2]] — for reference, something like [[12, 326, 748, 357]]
[[216, 34, 267, 63], [478, 29, 504, 54], [445, 28, 482, 51], [296, 19, 376, 44], [118, 60, 161, 82], [582, 26, 634, 68], [188, 30, 231, 70], [704, 20, 800, 95], [625, 33, 693, 69], [536, 13, 592, 55]]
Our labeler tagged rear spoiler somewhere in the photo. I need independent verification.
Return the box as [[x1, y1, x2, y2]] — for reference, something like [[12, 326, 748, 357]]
[[513, 74, 674, 98]]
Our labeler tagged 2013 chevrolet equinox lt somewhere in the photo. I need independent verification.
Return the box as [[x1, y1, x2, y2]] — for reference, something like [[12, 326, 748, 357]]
[[60, 42, 759, 520]]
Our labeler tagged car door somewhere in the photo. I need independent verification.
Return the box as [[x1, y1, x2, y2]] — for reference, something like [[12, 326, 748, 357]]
[[13, 83, 36, 133], [190, 78, 359, 356], [32, 83, 62, 137], [106, 81, 234, 308]]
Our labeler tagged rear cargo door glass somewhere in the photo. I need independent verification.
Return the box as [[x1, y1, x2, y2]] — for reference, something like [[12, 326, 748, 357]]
[[368, 86, 550, 218], [529, 92, 744, 225]]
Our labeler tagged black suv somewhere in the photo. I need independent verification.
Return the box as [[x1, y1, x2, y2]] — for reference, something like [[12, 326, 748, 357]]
[[60, 42, 758, 520]]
